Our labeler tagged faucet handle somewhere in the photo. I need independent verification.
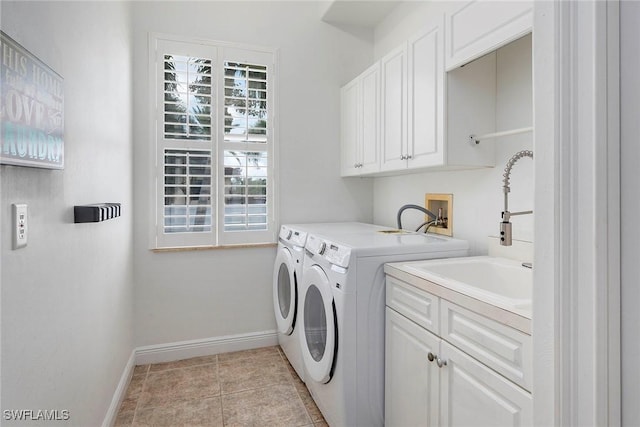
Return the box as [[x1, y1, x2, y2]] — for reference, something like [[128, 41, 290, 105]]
[[500, 221, 512, 246]]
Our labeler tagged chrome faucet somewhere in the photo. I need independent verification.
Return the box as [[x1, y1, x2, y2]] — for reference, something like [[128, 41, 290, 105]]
[[500, 150, 533, 246]]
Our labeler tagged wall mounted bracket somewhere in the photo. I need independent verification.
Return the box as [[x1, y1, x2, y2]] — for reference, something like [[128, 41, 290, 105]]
[[74, 203, 121, 223]]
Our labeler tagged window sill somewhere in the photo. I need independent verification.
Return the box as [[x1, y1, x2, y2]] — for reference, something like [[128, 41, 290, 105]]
[[151, 242, 277, 253]]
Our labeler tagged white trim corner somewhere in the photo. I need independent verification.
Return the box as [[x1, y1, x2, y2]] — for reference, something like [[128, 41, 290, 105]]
[[102, 350, 136, 427]]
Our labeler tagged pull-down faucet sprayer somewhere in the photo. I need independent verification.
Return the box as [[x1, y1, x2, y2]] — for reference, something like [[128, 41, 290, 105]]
[[500, 150, 533, 246]]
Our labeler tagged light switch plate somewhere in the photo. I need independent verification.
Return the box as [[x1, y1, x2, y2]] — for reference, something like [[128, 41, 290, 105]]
[[12, 204, 28, 249]]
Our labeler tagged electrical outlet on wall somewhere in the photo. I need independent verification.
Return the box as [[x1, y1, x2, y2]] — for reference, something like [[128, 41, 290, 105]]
[[12, 204, 28, 250]]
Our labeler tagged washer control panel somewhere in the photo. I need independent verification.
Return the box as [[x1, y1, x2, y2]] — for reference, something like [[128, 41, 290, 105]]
[[279, 225, 307, 248]]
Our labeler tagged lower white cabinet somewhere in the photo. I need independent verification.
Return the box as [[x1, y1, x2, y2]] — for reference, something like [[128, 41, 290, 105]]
[[386, 307, 440, 426], [439, 340, 532, 427], [385, 278, 532, 427]]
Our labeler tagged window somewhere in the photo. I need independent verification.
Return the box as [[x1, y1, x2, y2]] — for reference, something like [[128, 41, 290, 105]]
[[150, 35, 277, 248]]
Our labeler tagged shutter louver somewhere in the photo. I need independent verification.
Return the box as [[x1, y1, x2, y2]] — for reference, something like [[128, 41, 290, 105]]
[[163, 149, 213, 233], [223, 150, 268, 231]]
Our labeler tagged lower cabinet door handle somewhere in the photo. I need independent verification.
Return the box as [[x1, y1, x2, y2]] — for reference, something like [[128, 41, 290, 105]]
[[427, 352, 435, 362], [436, 357, 447, 368]]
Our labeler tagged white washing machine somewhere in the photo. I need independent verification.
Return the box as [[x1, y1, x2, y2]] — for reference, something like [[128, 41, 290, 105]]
[[273, 225, 309, 381], [299, 230, 469, 427], [274, 222, 396, 382]]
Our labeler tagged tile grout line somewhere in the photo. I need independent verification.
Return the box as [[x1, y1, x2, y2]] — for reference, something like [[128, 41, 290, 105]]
[[130, 364, 149, 427], [276, 349, 316, 425], [217, 354, 226, 427]]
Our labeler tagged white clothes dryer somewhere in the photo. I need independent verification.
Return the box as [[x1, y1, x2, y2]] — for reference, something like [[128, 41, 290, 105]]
[[274, 222, 395, 382], [299, 230, 469, 427]]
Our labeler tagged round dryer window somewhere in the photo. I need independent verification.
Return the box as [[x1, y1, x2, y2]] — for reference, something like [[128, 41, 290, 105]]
[[304, 285, 327, 362], [277, 263, 292, 319], [273, 247, 297, 335], [301, 264, 336, 384]]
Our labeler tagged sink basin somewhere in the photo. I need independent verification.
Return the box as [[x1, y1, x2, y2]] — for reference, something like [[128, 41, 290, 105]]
[[401, 256, 532, 314]]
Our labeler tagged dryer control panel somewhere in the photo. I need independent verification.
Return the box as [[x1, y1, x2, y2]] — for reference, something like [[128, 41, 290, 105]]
[[306, 235, 351, 269]]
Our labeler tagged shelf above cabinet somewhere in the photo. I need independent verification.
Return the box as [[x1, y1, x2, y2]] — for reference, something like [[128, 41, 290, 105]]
[[469, 126, 533, 145]]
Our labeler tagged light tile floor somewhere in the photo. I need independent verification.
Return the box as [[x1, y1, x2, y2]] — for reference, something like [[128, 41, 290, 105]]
[[114, 346, 327, 427]]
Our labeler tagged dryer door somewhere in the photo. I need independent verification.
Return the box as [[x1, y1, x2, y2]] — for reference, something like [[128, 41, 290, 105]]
[[301, 264, 336, 384], [273, 246, 297, 335]]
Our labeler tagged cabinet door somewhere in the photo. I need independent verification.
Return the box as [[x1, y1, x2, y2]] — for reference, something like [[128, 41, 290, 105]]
[[340, 79, 360, 176], [359, 63, 380, 174], [445, 0, 533, 70], [439, 340, 533, 427], [407, 18, 445, 169], [380, 44, 408, 172], [385, 307, 440, 427]]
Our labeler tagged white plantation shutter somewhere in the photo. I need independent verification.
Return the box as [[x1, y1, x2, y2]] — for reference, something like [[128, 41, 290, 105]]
[[163, 55, 213, 141], [220, 58, 271, 241], [151, 35, 276, 248], [223, 62, 268, 142]]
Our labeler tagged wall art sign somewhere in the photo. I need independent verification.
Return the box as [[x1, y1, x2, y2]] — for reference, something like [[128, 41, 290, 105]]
[[1, 31, 64, 169]]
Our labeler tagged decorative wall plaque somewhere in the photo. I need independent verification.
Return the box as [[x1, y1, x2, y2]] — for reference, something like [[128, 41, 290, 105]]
[[1, 31, 64, 169]]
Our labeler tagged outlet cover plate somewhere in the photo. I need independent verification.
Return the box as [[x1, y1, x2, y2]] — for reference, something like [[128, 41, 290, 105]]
[[12, 203, 28, 249]]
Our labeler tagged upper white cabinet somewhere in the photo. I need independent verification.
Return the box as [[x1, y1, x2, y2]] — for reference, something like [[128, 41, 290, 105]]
[[340, 1, 532, 177], [340, 62, 380, 176], [380, 18, 445, 173], [380, 43, 408, 172], [445, 0, 533, 70]]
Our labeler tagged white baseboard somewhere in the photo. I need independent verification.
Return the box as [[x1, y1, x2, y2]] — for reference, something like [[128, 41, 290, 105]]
[[102, 350, 135, 427], [134, 330, 278, 365]]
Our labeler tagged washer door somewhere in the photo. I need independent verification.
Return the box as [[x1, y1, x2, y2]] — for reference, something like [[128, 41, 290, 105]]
[[273, 247, 297, 335], [301, 264, 336, 384]]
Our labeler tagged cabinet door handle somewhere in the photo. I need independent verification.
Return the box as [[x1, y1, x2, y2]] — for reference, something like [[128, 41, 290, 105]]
[[400, 155, 406, 160], [407, 154, 413, 160], [436, 357, 447, 368], [427, 352, 435, 362]]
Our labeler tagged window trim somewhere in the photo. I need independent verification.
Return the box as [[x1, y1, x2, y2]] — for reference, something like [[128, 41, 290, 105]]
[[148, 33, 279, 250]]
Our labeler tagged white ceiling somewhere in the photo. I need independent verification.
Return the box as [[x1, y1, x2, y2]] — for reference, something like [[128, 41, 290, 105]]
[[321, 0, 401, 28]]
